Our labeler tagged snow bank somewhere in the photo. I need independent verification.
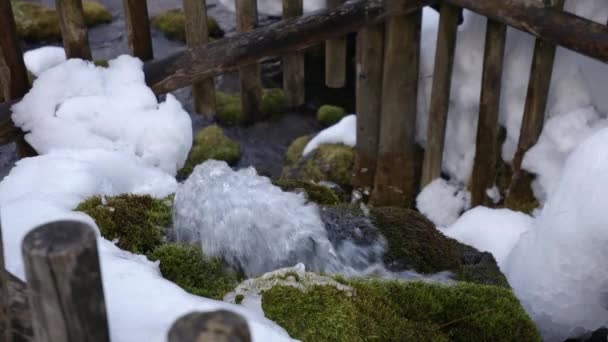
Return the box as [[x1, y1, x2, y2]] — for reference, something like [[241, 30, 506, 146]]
[[23, 46, 66, 77], [302, 114, 356, 157], [217, 0, 325, 16], [416, 179, 470, 227]]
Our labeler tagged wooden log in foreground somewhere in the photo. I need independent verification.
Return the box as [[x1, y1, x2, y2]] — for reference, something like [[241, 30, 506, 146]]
[[282, 0, 305, 106], [56, 0, 92, 60], [22, 220, 109, 342], [123, 0, 154, 61], [168, 310, 251, 342]]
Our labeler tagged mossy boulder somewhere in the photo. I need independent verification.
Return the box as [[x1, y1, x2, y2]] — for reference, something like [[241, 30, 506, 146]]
[[151, 9, 224, 42], [178, 125, 241, 179], [262, 276, 540, 342], [317, 105, 347, 126], [281, 135, 355, 188], [147, 243, 240, 300], [75, 194, 172, 254], [272, 179, 340, 205], [216, 89, 289, 125], [12, 1, 112, 42]]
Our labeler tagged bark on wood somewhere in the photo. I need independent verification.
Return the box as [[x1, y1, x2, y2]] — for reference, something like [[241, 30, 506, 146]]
[[0, 0, 30, 99], [7, 272, 33, 342], [56, 0, 92, 60], [282, 0, 305, 106], [21, 220, 109, 342], [370, 8, 422, 207], [444, 0, 608, 63], [420, 2, 460, 187], [123, 0, 154, 61], [470, 20, 507, 207], [168, 310, 251, 342], [325, 0, 347, 88], [236, 0, 263, 123], [352, 24, 384, 191], [0, 221, 10, 342]]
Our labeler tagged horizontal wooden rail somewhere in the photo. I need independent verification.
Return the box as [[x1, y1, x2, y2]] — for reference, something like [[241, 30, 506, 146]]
[[444, 0, 608, 63]]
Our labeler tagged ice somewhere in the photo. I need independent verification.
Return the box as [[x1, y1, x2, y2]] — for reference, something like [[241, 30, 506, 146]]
[[416, 178, 470, 227], [23, 46, 67, 77], [217, 0, 325, 16], [302, 114, 356, 157]]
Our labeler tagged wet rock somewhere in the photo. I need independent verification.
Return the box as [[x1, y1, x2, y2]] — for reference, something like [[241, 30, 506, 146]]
[[151, 8, 224, 42], [178, 125, 241, 179], [565, 328, 608, 342], [168, 310, 251, 342]]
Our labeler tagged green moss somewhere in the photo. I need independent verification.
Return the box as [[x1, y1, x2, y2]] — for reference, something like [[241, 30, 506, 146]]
[[284, 135, 311, 166], [317, 105, 347, 126], [151, 9, 224, 42], [262, 279, 539, 342], [215, 89, 289, 125], [260, 88, 288, 117], [147, 243, 240, 300], [272, 179, 340, 205], [75, 194, 172, 254], [93, 59, 109, 68], [12, 1, 111, 42], [178, 125, 241, 179], [235, 294, 244, 304]]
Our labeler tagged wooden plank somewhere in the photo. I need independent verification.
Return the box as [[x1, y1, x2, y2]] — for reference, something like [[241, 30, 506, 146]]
[[352, 24, 384, 192], [325, 0, 347, 88], [444, 0, 608, 63], [507, 0, 565, 204], [0, 221, 10, 342], [282, 0, 305, 107], [236, 0, 263, 124], [22, 220, 110, 342], [123, 0, 154, 61], [470, 19, 507, 207], [56, 0, 92, 60], [0, 0, 29, 99], [168, 310, 251, 342], [184, 0, 216, 117], [370, 8, 422, 207], [420, 2, 460, 187]]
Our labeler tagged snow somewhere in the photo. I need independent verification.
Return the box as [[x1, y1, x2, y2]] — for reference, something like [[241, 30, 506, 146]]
[[23, 46, 66, 77], [302, 114, 356, 157], [217, 0, 325, 16], [415, 179, 470, 227]]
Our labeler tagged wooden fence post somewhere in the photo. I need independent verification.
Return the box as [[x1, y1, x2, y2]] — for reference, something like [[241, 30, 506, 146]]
[[325, 0, 346, 88], [352, 24, 384, 192], [0, 0, 29, 99], [168, 310, 251, 342], [123, 0, 154, 61], [370, 5, 422, 207], [506, 0, 565, 206], [236, 0, 263, 123], [56, 0, 92, 60], [420, 3, 460, 187], [0, 220, 10, 342], [282, 0, 305, 107], [21, 220, 109, 342], [470, 20, 507, 207]]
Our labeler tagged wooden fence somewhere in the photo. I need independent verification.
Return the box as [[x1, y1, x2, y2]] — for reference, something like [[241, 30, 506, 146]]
[[0, 0, 607, 340]]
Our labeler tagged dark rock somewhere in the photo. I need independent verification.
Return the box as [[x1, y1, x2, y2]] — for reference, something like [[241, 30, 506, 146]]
[[565, 327, 608, 342], [168, 310, 251, 342]]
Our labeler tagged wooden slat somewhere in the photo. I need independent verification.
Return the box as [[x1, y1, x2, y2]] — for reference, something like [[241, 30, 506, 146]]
[[0, 0, 29, 99], [123, 0, 154, 61], [470, 19, 507, 207], [420, 2, 460, 187], [282, 0, 305, 107], [184, 0, 216, 117], [352, 24, 384, 191], [56, 0, 92, 60], [370, 8, 422, 207], [325, 0, 347, 88], [236, 0, 263, 123]]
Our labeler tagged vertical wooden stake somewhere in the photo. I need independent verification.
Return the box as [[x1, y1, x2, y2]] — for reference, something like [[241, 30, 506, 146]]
[[282, 0, 305, 107], [370, 8, 422, 207], [325, 0, 347, 88], [0, 0, 29, 99], [168, 310, 251, 342], [0, 220, 10, 342], [123, 0, 154, 61], [184, 0, 217, 117], [56, 0, 92, 60], [420, 3, 460, 187], [22, 220, 110, 342], [352, 24, 384, 191], [236, 0, 263, 123], [470, 20, 507, 207]]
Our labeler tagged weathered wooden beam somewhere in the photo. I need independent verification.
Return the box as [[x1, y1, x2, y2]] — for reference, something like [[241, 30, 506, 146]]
[[56, 0, 92, 60], [168, 310, 251, 342], [370, 6, 422, 207], [184, 0, 216, 117], [325, 0, 347, 88], [470, 20, 507, 207], [352, 24, 384, 192], [0, 0, 29, 99], [0, 100, 20, 145], [282, 0, 305, 106], [420, 2, 460, 187], [444, 0, 608, 63], [123, 0, 154, 61], [7, 272, 33, 341], [144, 0, 433, 95], [0, 221, 10, 342], [22, 220, 110, 342]]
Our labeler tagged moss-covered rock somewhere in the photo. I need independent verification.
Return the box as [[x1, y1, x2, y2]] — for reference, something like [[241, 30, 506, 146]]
[[178, 125, 240, 179], [147, 243, 240, 300], [215, 89, 289, 125], [262, 277, 540, 342], [75, 194, 172, 254], [150, 9, 224, 42], [93, 59, 109, 68], [12, 1, 112, 42], [272, 179, 340, 205], [317, 105, 346, 126]]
